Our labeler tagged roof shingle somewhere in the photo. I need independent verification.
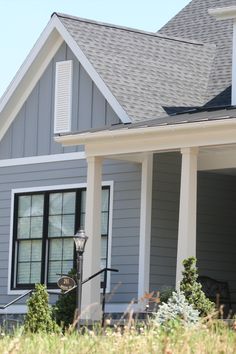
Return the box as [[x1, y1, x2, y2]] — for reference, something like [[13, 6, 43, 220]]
[[57, 13, 216, 122]]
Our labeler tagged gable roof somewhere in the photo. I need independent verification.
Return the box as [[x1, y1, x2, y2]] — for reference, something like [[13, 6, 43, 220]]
[[57, 13, 216, 122], [159, 0, 235, 107], [0, 1, 233, 143]]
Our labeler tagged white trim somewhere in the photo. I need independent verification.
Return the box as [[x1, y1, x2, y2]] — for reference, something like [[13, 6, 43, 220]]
[[106, 181, 114, 293], [53, 16, 131, 124], [55, 117, 236, 157], [8, 181, 113, 295], [232, 20, 236, 106], [138, 154, 153, 306], [0, 152, 86, 167], [0, 14, 131, 143], [54, 60, 73, 134], [209, 6, 236, 20], [176, 148, 198, 288], [0, 24, 63, 141]]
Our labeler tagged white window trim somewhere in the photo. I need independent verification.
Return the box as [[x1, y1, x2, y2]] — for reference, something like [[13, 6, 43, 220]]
[[8, 181, 114, 295]]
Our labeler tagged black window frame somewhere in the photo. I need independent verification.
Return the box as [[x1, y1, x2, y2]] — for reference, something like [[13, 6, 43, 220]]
[[11, 186, 110, 290]]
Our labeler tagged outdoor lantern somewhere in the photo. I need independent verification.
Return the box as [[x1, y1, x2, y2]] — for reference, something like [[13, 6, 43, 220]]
[[73, 228, 88, 331], [73, 228, 88, 255]]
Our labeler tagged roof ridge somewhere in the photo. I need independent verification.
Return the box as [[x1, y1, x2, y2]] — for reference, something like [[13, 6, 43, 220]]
[[53, 12, 211, 47]]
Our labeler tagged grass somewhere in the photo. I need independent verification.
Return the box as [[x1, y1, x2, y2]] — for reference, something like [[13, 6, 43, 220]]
[[1, 320, 236, 354]]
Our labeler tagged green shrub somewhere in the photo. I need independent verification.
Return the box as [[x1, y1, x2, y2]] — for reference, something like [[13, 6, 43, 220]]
[[180, 257, 215, 317], [24, 284, 60, 333], [154, 291, 199, 329], [53, 268, 76, 329], [160, 287, 175, 303]]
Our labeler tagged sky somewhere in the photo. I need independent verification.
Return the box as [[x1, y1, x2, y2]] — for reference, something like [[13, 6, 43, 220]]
[[0, 0, 190, 97]]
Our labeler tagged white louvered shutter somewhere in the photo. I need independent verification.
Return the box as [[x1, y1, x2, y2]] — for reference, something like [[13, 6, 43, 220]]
[[54, 60, 73, 133]]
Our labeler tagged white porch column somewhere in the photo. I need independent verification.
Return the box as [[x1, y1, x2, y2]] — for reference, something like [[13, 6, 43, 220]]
[[176, 147, 198, 288], [82, 156, 103, 320], [138, 153, 153, 305]]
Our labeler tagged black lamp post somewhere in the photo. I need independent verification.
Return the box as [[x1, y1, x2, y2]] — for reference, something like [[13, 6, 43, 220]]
[[73, 228, 88, 331]]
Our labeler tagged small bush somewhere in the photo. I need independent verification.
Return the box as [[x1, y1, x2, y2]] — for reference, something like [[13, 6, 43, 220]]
[[180, 257, 215, 317], [53, 269, 76, 329], [160, 287, 175, 303], [24, 284, 60, 333], [154, 291, 199, 328]]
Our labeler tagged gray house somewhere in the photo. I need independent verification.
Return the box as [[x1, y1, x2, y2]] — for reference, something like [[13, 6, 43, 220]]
[[1, 0, 236, 320]]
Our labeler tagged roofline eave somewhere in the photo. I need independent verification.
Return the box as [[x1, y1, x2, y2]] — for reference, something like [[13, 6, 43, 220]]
[[54, 117, 236, 157]]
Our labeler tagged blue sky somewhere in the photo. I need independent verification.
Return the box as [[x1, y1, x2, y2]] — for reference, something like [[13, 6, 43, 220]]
[[0, 0, 190, 97]]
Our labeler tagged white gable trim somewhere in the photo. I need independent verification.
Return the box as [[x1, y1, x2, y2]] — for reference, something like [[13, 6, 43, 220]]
[[0, 22, 63, 141], [0, 15, 131, 143], [52, 15, 131, 124]]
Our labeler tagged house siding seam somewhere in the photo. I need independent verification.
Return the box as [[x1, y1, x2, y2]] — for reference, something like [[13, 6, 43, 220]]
[[0, 159, 141, 306], [0, 42, 120, 161]]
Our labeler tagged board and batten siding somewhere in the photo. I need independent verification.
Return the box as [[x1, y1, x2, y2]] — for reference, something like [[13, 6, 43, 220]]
[[0, 42, 120, 160], [0, 158, 141, 306]]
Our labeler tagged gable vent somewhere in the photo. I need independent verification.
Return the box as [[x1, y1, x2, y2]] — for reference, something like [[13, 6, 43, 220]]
[[54, 60, 73, 134]]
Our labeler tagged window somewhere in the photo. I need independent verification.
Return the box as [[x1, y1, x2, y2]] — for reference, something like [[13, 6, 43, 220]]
[[11, 187, 110, 289]]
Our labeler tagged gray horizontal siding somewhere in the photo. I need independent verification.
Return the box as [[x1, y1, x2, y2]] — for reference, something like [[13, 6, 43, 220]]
[[149, 154, 236, 305], [197, 172, 236, 303], [0, 42, 120, 160], [149, 152, 181, 293], [0, 159, 141, 307]]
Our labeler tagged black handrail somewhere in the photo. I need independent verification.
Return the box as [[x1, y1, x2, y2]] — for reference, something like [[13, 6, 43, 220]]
[[0, 267, 119, 327]]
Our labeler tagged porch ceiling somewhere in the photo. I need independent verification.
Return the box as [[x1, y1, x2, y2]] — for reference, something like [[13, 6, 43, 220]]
[[198, 144, 236, 173]]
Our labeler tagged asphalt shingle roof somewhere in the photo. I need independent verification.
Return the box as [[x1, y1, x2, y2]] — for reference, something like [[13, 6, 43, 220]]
[[159, 0, 235, 107], [56, 13, 216, 122]]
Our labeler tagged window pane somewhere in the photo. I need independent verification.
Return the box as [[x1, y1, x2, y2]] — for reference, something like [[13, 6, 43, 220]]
[[81, 191, 86, 213], [49, 239, 62, 260], [80, 213, 85, 229], [101, 237, 107, 259], [48, 215, 62, 237], [101, 212, 108, 235], [49, 193, 62, 215], [18, 240, 31, 262], [48, 261, 61, 282], [31, 195, 44, 216], [62, 214, 75, 237], [102, 189, 109, 212], [31, 240, 42, 261], [63, 192, 76, 214], [62, 260, 74, 275], [17, 263, 30, 284], [17, 218, 30, 239], [18, 196, 31, 217], [31, 262, 41, 283], [30, 216, 43, 239], [63, 238, 74, 259]]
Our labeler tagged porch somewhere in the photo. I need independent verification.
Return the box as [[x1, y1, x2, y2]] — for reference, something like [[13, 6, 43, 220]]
[[56, 114, 236, 319]]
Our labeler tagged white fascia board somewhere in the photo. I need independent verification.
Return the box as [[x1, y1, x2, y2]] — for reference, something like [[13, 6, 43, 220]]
[[55, 118, 236, 156], [52, 15, 131, 124], [0, 15, 131, 144], [209, 6, 236, 20], [0, 17, 63, 141]]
